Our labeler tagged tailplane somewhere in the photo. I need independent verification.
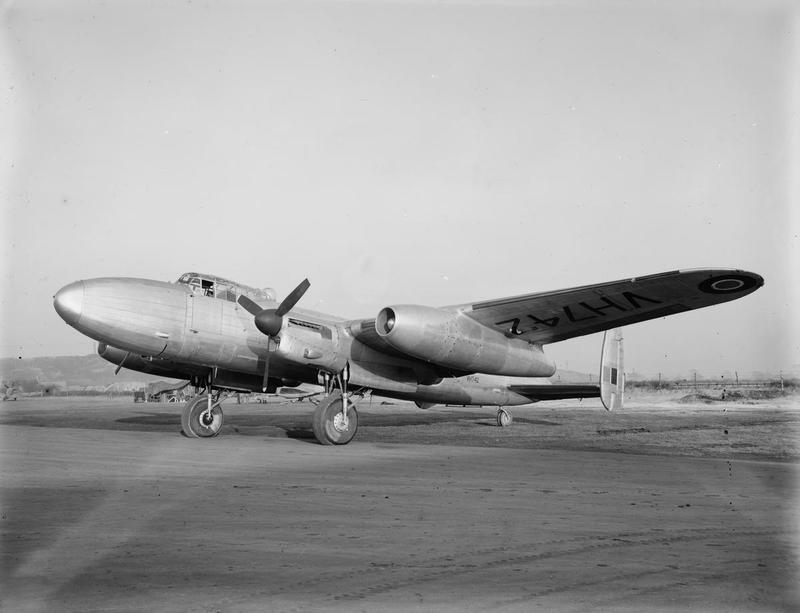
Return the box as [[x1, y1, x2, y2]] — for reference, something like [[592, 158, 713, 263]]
[[600, 328, 624, 411]]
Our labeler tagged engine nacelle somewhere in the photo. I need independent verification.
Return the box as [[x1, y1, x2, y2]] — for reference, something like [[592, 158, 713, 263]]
[[375, 305, 556, 377]]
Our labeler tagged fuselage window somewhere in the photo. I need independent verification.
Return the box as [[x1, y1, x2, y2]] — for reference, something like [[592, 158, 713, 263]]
[[201, 279, 214, 297]]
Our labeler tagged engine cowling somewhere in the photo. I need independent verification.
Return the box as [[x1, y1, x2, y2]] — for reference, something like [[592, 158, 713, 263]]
[[375, 305, 555, 377]]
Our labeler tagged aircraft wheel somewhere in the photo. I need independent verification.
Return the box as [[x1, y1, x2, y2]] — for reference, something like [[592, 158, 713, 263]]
[[496, 408, 513, 427], [312, 392, 358, 445], [181, 395, 224, 438]]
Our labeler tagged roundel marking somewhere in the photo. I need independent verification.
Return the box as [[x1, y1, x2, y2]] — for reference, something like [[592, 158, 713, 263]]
[[711, 279, 744, 291], [698, 274, 758, 295]]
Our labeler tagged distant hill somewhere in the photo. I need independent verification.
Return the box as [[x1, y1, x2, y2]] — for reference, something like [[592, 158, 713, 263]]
[[0, 354, 180, 390]]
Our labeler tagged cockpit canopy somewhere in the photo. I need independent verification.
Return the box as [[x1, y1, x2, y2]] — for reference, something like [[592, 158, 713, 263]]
[[176, 273, 276, 303]]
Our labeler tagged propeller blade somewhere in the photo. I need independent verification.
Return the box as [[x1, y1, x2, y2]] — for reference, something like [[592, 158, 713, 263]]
[[237, 294, 263, 316], [261, 348, 271, 392], [275, 278, 310, 317], [240, 279, 310, 338]]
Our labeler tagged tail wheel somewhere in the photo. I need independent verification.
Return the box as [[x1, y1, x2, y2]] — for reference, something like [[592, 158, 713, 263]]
[[496, 408, 512, 427], [182, 394, 224, 438], [312, 391, 358, 445]]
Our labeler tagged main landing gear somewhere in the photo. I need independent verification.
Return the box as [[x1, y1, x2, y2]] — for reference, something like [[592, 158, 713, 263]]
[[312, 391, 358, 445], [180, 368, 359, 445], [312, 369, 358, 445], [182, 394, 223, 437], [182, 374, 224, 438]]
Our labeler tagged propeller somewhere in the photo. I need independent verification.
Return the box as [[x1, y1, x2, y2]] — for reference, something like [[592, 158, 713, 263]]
[[238, 279, 310, 391]]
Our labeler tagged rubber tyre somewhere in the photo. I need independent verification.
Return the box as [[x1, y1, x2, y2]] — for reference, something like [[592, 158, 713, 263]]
[[496, 408, 512, 427], [181, 396, 202, 438], [312, 392, 358, 445], [181, 395, 224, 438]]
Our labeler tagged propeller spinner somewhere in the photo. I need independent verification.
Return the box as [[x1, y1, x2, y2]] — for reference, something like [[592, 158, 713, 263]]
[[238, 279, 310, 391]]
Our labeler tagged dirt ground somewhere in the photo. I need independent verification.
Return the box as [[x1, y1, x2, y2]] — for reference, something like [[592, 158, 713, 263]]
[[2, 392, 798, 612]]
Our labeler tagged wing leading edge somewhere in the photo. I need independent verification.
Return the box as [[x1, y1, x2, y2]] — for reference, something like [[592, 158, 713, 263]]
[[459, 268, 762, 344]]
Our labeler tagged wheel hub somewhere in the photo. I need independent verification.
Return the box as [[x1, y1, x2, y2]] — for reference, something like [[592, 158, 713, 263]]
[[333, 410, 349, 433]]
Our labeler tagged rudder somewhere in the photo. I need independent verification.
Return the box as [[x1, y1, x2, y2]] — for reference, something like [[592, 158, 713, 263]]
[[600, 328, 624, 411]]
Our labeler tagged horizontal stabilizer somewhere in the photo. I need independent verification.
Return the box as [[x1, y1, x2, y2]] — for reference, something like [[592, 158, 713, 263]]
[[508, 384, 600, 401]]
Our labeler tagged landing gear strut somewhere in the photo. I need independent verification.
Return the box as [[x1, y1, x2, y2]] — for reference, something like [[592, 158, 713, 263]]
[[312, 367, 358, 445]]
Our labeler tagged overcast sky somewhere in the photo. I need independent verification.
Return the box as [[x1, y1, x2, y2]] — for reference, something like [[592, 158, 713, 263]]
[[2, 0, 798, 377]]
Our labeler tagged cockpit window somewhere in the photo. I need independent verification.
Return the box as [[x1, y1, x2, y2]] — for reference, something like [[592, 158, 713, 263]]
[[175, 272, 274, 304]]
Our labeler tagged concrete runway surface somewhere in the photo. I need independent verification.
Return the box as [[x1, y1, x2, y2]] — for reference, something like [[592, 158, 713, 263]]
[[2, 394, 798, 612]]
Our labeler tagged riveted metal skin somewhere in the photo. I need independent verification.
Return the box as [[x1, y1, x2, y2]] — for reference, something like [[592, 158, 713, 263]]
[[375, 304, 556, 377], [54, 268, 763, 408]]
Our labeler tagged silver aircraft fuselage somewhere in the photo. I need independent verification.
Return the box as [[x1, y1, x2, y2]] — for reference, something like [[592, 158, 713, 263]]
[[53, 276, 553, 406]]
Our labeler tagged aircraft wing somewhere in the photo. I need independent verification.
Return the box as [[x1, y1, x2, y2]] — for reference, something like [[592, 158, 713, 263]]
[[456, 269, 762, 344], [508, 384, 599, 401]]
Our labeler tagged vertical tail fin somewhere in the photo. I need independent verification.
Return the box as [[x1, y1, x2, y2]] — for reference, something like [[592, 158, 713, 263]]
[[600, 328, 624, 411]]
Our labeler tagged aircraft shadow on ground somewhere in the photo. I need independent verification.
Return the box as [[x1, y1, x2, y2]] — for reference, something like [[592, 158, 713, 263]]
[[4, 410, 561, 433], [280, 427, 317, 442], [116, 412, 181, 426], [472, 418, 562, 427], [118, 412, 323, 442], [353, 412, 561, 428], [116, 412, 307, 428]]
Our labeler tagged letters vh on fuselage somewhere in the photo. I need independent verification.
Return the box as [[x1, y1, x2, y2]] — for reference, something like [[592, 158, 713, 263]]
[[53, 269, 763, 407]]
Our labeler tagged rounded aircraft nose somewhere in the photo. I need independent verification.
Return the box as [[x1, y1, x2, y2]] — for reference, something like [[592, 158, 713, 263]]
[[54, 281, 85, 326]]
